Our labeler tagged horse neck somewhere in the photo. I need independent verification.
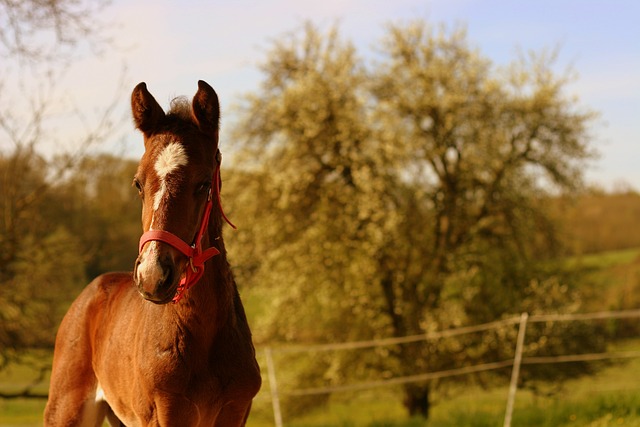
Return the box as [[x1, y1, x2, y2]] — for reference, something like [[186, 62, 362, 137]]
[[171, 217, 235, 341]]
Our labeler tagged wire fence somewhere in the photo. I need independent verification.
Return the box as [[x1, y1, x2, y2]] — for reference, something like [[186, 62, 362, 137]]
[[257, 308, 640, 427]]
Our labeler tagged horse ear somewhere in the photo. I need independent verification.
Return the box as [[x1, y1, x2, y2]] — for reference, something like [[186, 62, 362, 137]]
[[131, 82, 165, 136], [192, 80, 220, 140]]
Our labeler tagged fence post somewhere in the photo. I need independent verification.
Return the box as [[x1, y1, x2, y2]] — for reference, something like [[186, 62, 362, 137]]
[[264, 347, 284, 427], [503, 312, 529, 427]]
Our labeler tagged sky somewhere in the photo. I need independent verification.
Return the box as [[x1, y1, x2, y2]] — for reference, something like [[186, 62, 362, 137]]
[[29, 0, 640, 190]]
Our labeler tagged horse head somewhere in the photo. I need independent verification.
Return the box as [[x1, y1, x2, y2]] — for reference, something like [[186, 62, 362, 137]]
[[131, 81, 221, 304]]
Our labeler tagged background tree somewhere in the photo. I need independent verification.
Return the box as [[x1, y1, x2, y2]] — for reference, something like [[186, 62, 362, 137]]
[[0, 0, 119, 384], [0, 152, 139, 398], [370, 22, 598, 416], [227, 23, 397, 414], [228, 21, 599, 419], [1, 0, 108, 61], [53, 154, 140, 279], [0, 148, 87, 378]]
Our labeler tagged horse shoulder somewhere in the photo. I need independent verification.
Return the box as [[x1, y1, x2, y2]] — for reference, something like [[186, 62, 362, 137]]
[[53, 273, 129, 343], [45, 272, 133, 425]]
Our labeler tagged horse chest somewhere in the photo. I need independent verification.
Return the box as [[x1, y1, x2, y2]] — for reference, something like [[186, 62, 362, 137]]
[[129, 326, 220, 390], [99, 317, 214, 392], [102, 344, 226, 425]]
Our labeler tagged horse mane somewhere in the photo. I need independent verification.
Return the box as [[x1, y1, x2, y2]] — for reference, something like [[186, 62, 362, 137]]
[[168, 96, 193, 121]]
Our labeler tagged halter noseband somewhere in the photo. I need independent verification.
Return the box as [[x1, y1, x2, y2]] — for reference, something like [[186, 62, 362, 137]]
[[138, 149, 235, 303]]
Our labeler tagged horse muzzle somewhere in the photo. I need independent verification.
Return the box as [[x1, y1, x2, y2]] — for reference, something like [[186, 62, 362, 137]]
[[134, 241, 183, 304]]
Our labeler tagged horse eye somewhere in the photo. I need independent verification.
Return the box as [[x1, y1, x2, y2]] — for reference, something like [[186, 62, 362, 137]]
[[133, 178, 143, 194], [196, 182, 212, 195]]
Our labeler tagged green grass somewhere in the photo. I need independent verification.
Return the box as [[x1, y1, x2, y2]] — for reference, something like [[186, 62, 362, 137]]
[[3, 247, 640, 426], [571, 247, 640, 314], [0, 352, 49, 427], [0, 398, 46, 426], [566, 247, 640, 270], [247, 330, 640, 426], [508, 354, 640, 427], [3, 348, 640, 427], [241, 350, 640, 426]]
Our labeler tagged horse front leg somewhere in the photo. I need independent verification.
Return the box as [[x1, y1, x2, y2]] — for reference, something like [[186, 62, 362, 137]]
[[44, 281, 110, 427], [44, 372, 106, 427]]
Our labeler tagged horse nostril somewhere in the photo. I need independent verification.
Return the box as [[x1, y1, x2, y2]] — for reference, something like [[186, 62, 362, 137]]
[[133, 258, 143, 286], [158, 256, 177, 289], [162, 265, 174, 289]]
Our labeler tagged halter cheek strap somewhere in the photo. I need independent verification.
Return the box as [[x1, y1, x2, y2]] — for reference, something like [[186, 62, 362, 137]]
[[138, 150, 235, 303]]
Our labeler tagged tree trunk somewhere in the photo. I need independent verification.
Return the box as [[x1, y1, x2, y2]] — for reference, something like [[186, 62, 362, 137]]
[[402, 383, 431, 418]]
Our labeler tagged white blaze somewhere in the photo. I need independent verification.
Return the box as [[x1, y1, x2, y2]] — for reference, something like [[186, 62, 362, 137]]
[[152, 142, 189, 212], [139, 142, 189, 285]]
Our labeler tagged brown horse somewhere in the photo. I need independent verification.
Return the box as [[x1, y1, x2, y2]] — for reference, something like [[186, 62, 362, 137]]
[[44, 81, 261, 426]]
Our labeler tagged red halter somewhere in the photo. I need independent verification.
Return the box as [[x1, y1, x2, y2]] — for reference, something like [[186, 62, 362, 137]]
[[138, 150, 236, 303]]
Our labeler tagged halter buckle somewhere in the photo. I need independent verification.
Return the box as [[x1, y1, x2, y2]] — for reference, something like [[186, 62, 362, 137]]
[[188, 257, 198, 273]]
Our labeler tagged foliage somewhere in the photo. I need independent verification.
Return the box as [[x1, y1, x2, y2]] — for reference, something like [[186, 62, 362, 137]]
[[0, 151, 139, 372], [227, 21, 598, 418], [0, 0, 120, 385], [53, 154, 140, 279]]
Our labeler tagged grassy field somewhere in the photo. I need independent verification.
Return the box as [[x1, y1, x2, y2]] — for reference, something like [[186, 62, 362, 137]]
[[4, 352, 639, 426], [567, 247, 640, 312], [2, 247, 640, 426], [0, 353, 49, 427], [243, 350, 640, 427]]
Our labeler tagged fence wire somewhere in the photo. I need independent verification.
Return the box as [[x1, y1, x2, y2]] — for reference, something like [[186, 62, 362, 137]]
[[257, 308, 640, 427]]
